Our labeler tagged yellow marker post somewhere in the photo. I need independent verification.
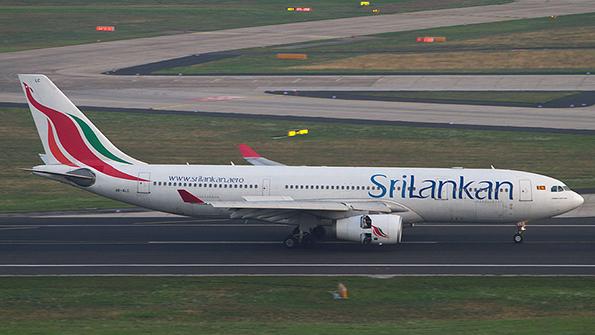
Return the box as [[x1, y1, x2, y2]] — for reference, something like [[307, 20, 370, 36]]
[[338, 283, 349, 299], [287, 129, 308, 137], [360, 1, 370, 6]]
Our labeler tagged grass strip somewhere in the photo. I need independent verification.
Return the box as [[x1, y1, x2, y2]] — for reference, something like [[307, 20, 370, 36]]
[[0, 276, 594, 335], [0, 0, 509, 53], [155, 12, 595, 75]]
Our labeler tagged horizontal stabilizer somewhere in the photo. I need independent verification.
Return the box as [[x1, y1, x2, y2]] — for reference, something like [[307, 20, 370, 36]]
[[23, 168, 94, 180]]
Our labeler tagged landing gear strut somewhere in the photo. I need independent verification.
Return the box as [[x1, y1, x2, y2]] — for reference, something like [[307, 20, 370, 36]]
[[283, 226, 325, 248], [513, 221, 527, 243]]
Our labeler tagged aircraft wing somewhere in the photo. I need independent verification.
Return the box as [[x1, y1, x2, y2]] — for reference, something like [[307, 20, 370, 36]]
[[238, 144, 285, 166], [206, 196, 409, 224]]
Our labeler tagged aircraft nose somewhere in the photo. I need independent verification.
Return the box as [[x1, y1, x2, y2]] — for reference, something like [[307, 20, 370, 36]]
[[572, 192, 584, 208], [574, 192, 585, 207]]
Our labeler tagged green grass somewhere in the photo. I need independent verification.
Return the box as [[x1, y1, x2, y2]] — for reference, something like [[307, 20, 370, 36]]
[[157, 12, 595, 75], [0, 0, 509, 53], [0, 276, 594, 334], [2, 106, 595, 213]]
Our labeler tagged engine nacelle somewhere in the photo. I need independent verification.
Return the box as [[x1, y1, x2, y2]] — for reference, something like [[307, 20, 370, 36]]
[[335, 214, 403, 245]]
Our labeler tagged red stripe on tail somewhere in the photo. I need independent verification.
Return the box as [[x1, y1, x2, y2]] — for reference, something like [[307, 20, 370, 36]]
[[47, 120, 77, 167]]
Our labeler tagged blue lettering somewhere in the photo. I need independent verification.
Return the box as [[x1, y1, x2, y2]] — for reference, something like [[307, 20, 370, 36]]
[[389, 179, 399, 198], [477, 181, 494, 200], [438, 180, 457, 199], [495, 181, 514, 200], [419, 180, 436, 199], [369, 174, 387, 198], [458, 176, 474, 199]]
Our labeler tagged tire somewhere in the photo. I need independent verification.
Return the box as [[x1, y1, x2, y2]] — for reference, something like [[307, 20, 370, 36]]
[[513, 233, 523, 244], [283, 237, 298, 248]]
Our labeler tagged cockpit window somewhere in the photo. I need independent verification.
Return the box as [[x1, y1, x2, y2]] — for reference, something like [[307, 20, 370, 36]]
[[551, 185, 567, 192], [562, 186, 571, 191]]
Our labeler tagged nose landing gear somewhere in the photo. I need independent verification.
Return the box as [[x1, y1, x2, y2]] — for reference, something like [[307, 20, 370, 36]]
[[513, 221, 527, 243]]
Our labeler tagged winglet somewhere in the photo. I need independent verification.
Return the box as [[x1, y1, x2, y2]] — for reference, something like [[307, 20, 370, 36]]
[[238, 144, 261, 158], [177, 189, 205, 204], [237, 144, 286, 166]]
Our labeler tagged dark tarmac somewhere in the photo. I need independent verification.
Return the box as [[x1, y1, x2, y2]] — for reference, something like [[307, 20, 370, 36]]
[[0, 214, 594, 276]]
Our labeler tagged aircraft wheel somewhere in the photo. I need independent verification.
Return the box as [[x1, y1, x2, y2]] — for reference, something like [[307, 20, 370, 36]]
[[513, 233, 523, 244], [283, 236, 298, 249]]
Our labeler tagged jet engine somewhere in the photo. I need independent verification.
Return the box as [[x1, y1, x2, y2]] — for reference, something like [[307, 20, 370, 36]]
[[334, 214, 403, 245]]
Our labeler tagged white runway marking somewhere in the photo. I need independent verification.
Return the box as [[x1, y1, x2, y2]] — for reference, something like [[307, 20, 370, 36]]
[[148, 241, 280, 244], [0, 227, 39, 231], [0, 223, 285, 228], [419, 224, 595, 228], [0, 263, 593, 268]]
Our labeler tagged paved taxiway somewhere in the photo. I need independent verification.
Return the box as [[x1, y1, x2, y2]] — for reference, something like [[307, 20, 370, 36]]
[[1, 214, 594, 276], [1, 0, 595, 130]]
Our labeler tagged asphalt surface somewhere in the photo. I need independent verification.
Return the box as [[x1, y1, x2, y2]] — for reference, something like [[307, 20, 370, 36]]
[[1, 214, 594, 276], [266, 90, 595, 108], [1, 0, 594, 131]]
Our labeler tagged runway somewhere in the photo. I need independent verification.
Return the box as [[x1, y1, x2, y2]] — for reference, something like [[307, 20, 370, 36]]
[[1, 0, 595, 131], [1, 213, 594, 276]]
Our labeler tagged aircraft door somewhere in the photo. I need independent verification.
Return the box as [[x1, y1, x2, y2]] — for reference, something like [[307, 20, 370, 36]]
[[137, 172, 151, 194], [519, 179, 532, 201], [262, 178, 271, 196]]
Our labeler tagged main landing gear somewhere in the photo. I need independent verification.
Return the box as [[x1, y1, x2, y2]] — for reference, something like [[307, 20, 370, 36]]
[[513, 221, 527, 243], [283, 226, 325, 248]]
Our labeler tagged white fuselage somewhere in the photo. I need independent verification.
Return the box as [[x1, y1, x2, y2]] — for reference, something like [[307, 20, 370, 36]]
[[57, 164, 584, 224]]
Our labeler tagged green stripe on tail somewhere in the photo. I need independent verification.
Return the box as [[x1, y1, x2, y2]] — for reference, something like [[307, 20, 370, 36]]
[[69, 114, 131, 164]]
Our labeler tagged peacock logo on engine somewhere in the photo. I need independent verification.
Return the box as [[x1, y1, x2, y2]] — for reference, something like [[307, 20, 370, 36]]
[[371, 225, 388, 238]]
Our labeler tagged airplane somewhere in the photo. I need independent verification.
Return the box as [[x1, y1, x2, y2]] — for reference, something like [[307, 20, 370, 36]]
[[19, 74, 584, 248]]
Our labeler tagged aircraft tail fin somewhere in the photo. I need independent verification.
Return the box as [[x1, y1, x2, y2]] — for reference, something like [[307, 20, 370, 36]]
[[19, 74, 145, 167]]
